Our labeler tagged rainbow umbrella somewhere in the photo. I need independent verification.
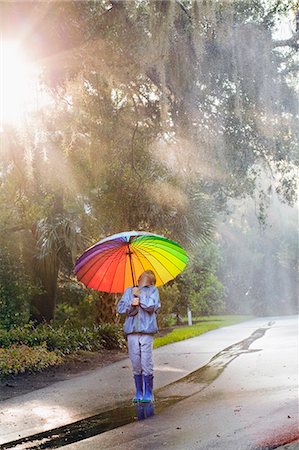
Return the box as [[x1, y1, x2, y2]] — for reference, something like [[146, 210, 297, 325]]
[[74, 231, 188, 293]]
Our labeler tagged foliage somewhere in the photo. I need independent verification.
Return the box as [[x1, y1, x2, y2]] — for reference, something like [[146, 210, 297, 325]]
[[154, 315, 252, 348], [0, 1, 298, 326], [0, 322, 126, 354], [189, 273, 226, 315], [157, 283, 181, 328], [0, 247, 38, 330], [175, 241, 226, 316], [56, 282, 87, 307], [28, 0, 298, 206], [0, 344, 62, 378], [54, 296, 98, 328]]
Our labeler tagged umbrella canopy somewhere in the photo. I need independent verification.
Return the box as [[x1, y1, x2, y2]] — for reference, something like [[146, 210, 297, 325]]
[[74, 231, 188, 293]]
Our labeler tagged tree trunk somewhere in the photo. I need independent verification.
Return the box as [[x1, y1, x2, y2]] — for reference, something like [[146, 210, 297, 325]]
[[30, 259, 60, 324], [30, 191, 63, 324], [95, 293, 119, 324]]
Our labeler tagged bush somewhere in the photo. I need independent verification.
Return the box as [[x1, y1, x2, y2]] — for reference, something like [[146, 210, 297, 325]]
[[158, 283, 180, 328], [54, 295, 99, 328], [190, 273, 226, 315], [0, 323, 126, 354], [56, 282, 87, 306], [0, 344, 62, 378], [0, 247, 39, 330], [175, 241, 226, 316]]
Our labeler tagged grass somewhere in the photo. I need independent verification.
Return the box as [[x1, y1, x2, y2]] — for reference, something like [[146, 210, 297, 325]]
[[154, 315, 253, 348]]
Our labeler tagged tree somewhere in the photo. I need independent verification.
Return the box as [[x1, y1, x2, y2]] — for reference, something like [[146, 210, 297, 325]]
[[0, 1, 298, 324], [0, 121, 84, 323], [2, 0, 296, 207], [27, 0, 297, 207], [175, 241, 225, 316]]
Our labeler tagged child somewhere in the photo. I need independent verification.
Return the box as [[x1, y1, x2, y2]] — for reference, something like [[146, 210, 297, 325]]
[[117, 270, 160, 403]]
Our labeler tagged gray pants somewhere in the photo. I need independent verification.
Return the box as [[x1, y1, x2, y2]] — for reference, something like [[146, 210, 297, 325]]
[[127, 334, 154, 376]]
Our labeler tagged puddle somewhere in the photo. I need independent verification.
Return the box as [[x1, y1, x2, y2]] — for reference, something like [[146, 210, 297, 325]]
[[1, 327, 270, 450]]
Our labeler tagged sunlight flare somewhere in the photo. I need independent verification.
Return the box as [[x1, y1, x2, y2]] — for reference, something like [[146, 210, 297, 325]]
[[0, 37, 39, 130]]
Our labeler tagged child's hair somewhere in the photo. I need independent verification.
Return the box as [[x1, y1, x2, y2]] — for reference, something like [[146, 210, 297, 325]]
[[142, 270, 156, 286]]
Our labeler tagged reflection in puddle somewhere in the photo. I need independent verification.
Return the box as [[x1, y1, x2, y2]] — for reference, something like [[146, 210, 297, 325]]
[[135, 402, 155, 421], [1, 328, 269, 450], [1, 403, 155, 450]]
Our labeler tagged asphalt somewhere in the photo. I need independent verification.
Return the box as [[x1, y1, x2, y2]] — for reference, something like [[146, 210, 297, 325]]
[[59, 315, 299, 450], [0, 316, 298, 450]]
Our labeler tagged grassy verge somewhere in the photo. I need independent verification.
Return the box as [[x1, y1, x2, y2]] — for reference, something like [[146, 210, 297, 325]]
[[154, 315, 253, 348]]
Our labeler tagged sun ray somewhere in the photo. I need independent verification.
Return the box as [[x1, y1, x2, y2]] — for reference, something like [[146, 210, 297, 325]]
[[0, 34, 40, 130]]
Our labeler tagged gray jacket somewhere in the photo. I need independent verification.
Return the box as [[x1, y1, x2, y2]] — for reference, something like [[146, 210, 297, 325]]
[[117, 286, 160, 335]]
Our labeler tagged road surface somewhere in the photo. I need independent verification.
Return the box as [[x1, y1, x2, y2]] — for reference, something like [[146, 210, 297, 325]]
[[0, 316, 298, 449]]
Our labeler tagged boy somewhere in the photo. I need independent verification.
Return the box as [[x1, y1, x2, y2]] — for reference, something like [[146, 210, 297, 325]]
[[117, 270, 160, 402]]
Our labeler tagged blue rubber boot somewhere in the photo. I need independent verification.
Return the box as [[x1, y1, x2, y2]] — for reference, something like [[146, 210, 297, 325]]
[[141, 374, 154, 403], [133, 374, 143, 403]]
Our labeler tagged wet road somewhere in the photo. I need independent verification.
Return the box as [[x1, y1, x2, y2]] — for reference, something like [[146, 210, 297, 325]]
[[1, 316, 298, 449], [61, 315, 299, 450]]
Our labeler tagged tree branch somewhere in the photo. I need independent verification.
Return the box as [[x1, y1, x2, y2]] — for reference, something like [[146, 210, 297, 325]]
[[272, 32, 299, 50], [176, 0, 192, 21]]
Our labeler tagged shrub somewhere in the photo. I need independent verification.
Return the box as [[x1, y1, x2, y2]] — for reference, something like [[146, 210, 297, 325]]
[[0, 247, 39, 330], [190, 273, 226, 315], [54, 294, 99, 328], [175, 241, 226, 316], [56, 282, 87, 306], [158, 283, 180, 328], [0, 322, 126, 354], [0, 344, 62, 378]]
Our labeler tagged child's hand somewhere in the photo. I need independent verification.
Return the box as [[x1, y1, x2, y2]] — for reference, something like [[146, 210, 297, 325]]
[[132, 287, 140, 297], [132, 297, 140, 306]]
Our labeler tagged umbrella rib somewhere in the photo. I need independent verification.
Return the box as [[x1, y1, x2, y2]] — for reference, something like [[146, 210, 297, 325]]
[[94, 245, 127, 292], [131, 247, 147, 282], [136, 247, 172, 284], [76, 245, 121, 281], [107, 246, 128, 293], [75, 237, 125, 268], [133, 244, 185, 283], [136, 240, 187, 268], [85, 245, 125, 290], [121, 246, 127, 293], [134, 236, 187, 260], [75, 241, 119, 266], [121, 244, 128, 293], [133, 247, 166, 284]]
